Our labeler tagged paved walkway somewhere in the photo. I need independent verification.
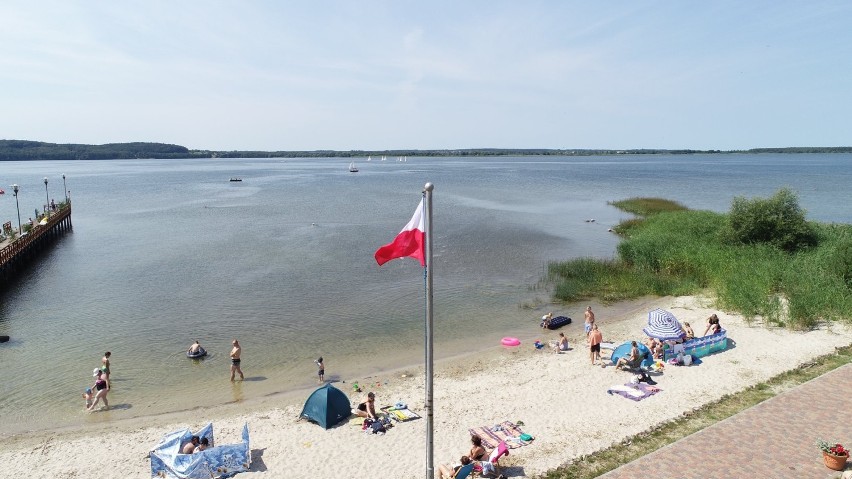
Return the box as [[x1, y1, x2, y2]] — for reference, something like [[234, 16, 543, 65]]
[[599, 363, 851, 479]]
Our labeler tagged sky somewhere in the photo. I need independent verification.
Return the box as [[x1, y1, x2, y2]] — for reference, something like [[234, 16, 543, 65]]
[[1, 1, 850, 151]]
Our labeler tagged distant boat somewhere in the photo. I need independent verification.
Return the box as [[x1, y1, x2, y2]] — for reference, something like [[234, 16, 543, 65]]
[[381, 156, 386, 161], [349, 162, 359, 173], [229, 177, 242, 182], [367, 156, 372, 162]]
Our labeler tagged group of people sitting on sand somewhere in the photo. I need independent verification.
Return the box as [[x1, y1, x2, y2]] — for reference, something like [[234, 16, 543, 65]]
[[636, 313, 723, 363], [438, 434, 506, 479]]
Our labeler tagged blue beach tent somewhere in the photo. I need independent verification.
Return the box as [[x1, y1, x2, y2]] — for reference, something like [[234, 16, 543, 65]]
[[300, 383, 351, 429], [610, 342, 655, 369]]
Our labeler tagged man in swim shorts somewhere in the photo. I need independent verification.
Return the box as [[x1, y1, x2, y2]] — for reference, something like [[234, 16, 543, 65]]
[[230, 339, 244, 381], [588, 324, 603, 365], [584, 306, 595, 335]]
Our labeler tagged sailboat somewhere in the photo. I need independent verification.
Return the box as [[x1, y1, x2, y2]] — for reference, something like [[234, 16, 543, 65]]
[[349, 161, 359, 173], [367, 156, 371, 162]]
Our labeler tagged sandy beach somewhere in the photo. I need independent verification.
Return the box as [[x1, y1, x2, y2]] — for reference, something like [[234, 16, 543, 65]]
[[3, 295, 851, 479]]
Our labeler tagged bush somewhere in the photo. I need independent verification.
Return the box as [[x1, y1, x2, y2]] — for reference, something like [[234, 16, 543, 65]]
[[722, 188, 817, 252]]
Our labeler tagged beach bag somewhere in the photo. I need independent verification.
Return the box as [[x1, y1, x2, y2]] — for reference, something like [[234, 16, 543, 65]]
[[683, 354, 693, 366], [370, 421, 386, 434]]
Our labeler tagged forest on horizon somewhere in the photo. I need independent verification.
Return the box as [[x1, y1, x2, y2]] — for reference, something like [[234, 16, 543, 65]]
[[1, 139, 851, 161]]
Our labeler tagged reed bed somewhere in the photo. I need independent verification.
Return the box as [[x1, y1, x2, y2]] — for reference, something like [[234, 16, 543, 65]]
[[549, 197, 852, 329]]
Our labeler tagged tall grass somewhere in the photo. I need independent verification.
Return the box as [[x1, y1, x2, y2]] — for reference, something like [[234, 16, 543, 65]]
[[548, 203, 852, 328], [608, 197, 687, 216]]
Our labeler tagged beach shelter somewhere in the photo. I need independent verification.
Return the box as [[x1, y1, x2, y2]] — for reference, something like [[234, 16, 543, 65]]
[[643, 308, 686, 341], [300, 383, 351, 429], [610, 342, 655, 368], [150, 422, 251, 478]]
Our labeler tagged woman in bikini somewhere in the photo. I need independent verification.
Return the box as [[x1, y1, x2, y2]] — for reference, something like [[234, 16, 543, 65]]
[[101, 351, 111, 389], [354, 392, 378, 420], [469, 435, 487, 461], [703, 314, 722, 336], [88, 369, 109, 411]]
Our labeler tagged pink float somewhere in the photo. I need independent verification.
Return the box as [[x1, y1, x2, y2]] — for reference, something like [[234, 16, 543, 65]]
[[501, 337, 521, 347]]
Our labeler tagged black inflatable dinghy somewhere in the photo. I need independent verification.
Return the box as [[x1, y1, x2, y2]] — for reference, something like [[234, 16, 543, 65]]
[[186, 347, 207, 359]]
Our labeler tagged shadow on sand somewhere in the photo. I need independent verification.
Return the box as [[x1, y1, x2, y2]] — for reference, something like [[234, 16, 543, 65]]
[[250, 448, 268, 472]]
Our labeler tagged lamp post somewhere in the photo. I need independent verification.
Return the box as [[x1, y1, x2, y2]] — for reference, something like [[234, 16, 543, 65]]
[[43, 177, 49, 217], [12, 184, 21, 235], [62, 174, 67, 202]]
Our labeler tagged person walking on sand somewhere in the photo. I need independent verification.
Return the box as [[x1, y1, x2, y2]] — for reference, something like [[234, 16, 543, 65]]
[[101, 351, 111, 389], [588, 324, 603, 365], [316, 357, 325, 383], [584, 306, 595, 335], [230, 339, 244, 381]]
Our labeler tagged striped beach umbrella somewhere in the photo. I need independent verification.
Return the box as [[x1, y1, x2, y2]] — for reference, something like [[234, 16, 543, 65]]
[[642, 308, 686, 341]]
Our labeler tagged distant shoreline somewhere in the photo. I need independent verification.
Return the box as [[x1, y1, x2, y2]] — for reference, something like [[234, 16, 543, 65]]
[[2, 139, 852, 161]]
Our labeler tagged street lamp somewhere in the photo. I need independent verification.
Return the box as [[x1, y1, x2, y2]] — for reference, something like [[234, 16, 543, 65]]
[[12, 184, 21, 235], [43, 177, 49, 216], [62, 174, 67, 202]]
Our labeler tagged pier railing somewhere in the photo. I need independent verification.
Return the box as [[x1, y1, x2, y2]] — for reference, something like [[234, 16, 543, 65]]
[[0, 204, 72, 269]]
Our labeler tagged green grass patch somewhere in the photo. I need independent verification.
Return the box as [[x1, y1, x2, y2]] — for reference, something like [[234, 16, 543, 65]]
[[536, 345, 852, 479], [608, 197, 688, 216], [550, 194, 852, 328]]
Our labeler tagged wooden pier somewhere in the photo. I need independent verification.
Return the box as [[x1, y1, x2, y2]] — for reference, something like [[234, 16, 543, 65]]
[[0, 204, 72, 281]]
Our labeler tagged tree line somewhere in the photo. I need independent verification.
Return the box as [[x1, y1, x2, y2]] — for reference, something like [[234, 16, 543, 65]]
[[1, 139, 851, 161]]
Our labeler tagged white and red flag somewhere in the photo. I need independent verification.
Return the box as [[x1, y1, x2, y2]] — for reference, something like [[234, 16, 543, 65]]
[[374, 198, 426, 266]]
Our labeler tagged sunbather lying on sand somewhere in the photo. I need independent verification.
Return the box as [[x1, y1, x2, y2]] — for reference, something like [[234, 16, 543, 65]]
[[438, 455, 471, 479]]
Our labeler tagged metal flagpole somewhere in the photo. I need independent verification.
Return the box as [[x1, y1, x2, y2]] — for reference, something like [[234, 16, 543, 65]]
[[423, 182, 435, 479]]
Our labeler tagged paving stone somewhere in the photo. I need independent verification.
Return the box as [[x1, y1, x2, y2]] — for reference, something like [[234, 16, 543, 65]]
[[599, 364, 852, 479]]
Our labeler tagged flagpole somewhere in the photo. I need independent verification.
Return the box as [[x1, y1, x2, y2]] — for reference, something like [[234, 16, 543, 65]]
[[423, 182, 435, 479]]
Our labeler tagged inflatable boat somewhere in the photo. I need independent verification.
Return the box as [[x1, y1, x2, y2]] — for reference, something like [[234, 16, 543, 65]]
[[664, 329, 727, 361], [186, 347, 207, 359], [541, 315, 572, 330]]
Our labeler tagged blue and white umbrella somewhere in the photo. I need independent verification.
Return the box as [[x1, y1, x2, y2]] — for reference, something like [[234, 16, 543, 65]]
[[643, 308, 686, 341]]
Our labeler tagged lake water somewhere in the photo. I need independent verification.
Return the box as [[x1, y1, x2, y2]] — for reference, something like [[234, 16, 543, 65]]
[[0, 154, 850, 436]]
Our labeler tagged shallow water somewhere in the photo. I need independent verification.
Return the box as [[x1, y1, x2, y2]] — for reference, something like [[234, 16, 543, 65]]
[[0, 154, 850, 435]]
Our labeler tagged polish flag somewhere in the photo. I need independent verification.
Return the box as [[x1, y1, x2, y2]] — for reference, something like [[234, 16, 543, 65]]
[[374, 198, 426, 266]]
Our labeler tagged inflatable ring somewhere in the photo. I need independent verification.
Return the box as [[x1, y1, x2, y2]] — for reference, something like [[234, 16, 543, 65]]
[[501, 337, 521, 347]]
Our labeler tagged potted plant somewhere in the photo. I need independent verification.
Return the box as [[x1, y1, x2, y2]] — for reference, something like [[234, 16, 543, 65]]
[[816, 439, 849, 471]]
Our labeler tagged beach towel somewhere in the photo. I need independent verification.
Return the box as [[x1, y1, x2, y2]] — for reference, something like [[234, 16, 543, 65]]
[[380, 406, 421, 422], [607, 383, 661, 401], [468, 421, 531, 449]]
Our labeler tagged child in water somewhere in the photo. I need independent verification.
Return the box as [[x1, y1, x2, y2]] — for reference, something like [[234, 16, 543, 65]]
[[316, 357, 325, 383], [82, 388, 93, 409]]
